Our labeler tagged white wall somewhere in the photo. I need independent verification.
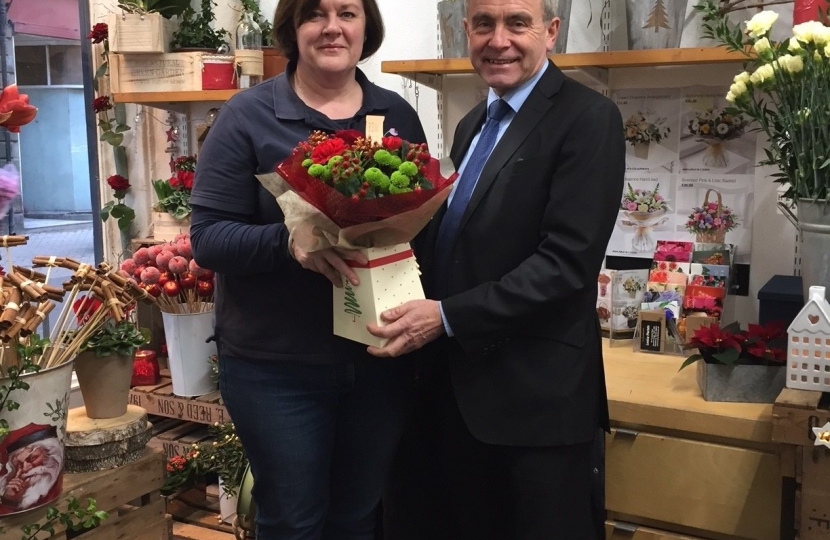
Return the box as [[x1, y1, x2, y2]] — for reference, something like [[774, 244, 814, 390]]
[[92, 0, 798, 323]]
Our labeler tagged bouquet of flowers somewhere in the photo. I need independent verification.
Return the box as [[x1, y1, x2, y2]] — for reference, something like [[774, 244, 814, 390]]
[[620, 183, 669, 214], [118, 233, 214, 314], [697, 3, 830, 199], [152, 155, 195, 221], [257, 129, 456, 346], [680, 321, 786, 370], [687, 108, 747, 141], [624, 112, 671, 146]]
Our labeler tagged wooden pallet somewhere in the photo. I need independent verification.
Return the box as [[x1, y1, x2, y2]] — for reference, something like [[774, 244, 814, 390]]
[[169, 487, 236, 540], [773, 389, 830, 540], [147, 415, 216, 459], [0, 451, 167, 540], [130, 376, 229, 425]]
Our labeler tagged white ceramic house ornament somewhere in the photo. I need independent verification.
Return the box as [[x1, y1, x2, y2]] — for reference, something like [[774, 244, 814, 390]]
[[786, 286, 830, 391]]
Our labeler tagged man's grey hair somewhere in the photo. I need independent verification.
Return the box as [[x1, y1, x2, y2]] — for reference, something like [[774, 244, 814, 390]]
[[542, 0, 556, 22]]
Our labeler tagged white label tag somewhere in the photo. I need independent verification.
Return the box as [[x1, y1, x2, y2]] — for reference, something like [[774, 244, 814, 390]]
[[365, 115, 385, 143]]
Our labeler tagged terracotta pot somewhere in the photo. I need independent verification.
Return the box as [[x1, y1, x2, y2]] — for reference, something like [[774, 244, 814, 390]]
[[263, 48, 288, 80], [74, 351, 134, 419]]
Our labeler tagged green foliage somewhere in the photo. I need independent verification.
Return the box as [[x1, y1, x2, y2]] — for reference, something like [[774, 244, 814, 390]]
[[117, 0, 190, 18], [81, 320, 150, 358], [171, 0, 230, 50], [152, 179, 192, 219], [20, 497, 108, 540], [240, 0, 274, 46], [100, 200, 137, 231], [162, 421, 248, 497]]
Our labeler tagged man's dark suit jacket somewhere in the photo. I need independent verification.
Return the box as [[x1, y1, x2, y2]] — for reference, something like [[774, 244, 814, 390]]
[[417, 60, 625, 448]]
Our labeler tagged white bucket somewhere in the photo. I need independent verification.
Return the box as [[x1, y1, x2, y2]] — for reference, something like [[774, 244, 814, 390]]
[[161, 310, 218, 397], [0, 359, 73, 515], [218, 477, 237, 525]]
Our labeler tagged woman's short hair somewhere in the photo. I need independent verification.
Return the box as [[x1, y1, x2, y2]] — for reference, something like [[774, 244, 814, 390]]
[[272, 0, 385, 65]]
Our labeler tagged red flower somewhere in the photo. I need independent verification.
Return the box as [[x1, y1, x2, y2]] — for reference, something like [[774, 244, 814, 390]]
[[746, 321, 786, 342], [107, 174, 130, 191], [688, 323, 742, 353], [0, 85, 37, 133], [87, 23, 108, 44], [746, 341, 786, 363], [169, 174, 181, 188], [382, 136, 403, 151], [311, 138, 348, 164], [334, 130, 363, 145], [176, 170, 194, 190], [93, 96, 112, 113]]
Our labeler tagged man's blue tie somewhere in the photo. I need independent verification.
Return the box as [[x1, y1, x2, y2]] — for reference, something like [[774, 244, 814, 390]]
[[434, 98, 512, 288]]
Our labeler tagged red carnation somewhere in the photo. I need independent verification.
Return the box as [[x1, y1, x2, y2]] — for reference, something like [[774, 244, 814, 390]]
[[87, 23, 108, 44], [334, 130, 363, 145], [107, 174, 130, 191], [93, 96, 112, 113], [311, 137, 348, 165], [382, 136, 402, 151]]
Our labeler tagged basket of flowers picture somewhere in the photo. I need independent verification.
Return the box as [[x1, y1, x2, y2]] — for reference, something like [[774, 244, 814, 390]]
[[120, 233, 217, 396], [619, 183, 671, 252], [685, 188, 738, 243], [624, 111, 671, 160], [680, 321, 786, 403], [687, 108, 748, 168], [151, 155, 194, 242], [622, 305, 640, 329]]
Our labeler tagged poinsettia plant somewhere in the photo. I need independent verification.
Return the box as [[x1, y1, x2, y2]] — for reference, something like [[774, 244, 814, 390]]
[[679, 321, 787, 370]]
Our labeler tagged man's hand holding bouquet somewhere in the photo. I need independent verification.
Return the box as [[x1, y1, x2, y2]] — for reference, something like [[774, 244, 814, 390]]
[[257, 125, 456, 346]]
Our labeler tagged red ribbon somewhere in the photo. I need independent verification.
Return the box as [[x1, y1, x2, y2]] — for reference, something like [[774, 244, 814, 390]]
[[346, 249, 414, 269]]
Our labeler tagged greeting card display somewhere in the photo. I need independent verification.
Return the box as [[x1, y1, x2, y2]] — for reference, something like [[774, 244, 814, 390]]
[[597, 268, 649, 333]]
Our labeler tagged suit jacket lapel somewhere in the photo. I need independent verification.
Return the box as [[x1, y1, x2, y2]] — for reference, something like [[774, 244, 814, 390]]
[[457, 63, 564, 234]]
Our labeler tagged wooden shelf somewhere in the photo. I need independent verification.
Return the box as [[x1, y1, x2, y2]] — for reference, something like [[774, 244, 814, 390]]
[[113, 89, 239, 104], [381, 47, 747, 77]]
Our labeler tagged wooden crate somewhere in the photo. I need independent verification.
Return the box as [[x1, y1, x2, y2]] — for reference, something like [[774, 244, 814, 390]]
[[0, 451, 167, 540], [168, 487, 235, 540], [106, 13, 176, 54], [130, 375, 229, 425], [773, 388, 830, 540], [110, 53, 202, 94], [151, 212, 190, 242], [146, 415, 214, 459]]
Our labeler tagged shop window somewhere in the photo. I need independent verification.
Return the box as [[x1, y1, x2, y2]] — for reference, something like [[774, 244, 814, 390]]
[[15, 44, 82, 86]]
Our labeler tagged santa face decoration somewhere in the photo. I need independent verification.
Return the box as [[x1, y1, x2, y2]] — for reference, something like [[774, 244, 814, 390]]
[[0, 360, 72, 515]]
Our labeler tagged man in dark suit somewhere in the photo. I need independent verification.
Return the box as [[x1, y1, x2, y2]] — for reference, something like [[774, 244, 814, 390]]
[[368, 0, 624, 537]]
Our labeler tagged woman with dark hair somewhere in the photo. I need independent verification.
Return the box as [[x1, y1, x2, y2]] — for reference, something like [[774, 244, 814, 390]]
[[189, 0, 426, 537]]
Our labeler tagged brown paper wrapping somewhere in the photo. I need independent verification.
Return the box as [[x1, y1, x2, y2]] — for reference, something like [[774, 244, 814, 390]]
[[257, 165, 453, 252]]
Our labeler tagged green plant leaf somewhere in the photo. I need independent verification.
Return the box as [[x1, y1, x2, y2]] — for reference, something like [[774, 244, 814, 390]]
[[95, 61, 108, 80], [114, 124, 131, 133], [679, 353, 703, 371]]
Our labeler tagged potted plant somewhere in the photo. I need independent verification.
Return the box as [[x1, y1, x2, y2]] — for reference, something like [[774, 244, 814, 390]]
[[123, 234, 217, 397], [171, 0, 229, 51], [162, 421, 248, 523], [240, 0, 287, 80], [151, 155, 194, 241], [679, 321, 786, 403], [696, 3, 830, 298], [109, 0, 190, 54], [74, 318, 149, 420]]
